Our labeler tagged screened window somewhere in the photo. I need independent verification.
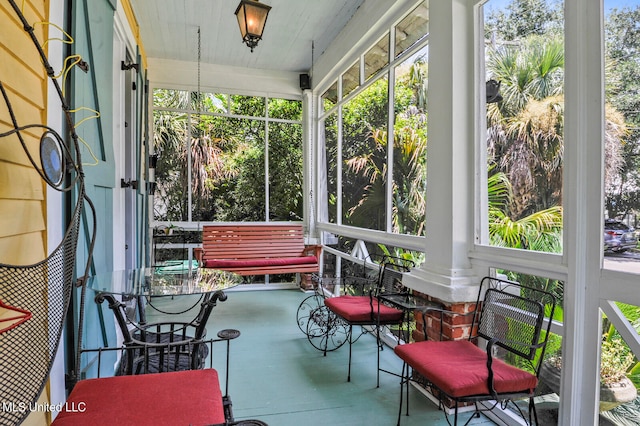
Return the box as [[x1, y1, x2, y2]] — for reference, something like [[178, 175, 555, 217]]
[[481, 0, 564, 254], [395, 1, 429, 59], [365, 33, 389, 81], [152, 89, 302, 224], [319, 0, 429, 237], [603, 1, 640, 274], [342, 61, 360, 99]]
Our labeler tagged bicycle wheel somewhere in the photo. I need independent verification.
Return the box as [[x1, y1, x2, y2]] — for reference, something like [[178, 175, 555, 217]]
[[306, 306, 349, 352], [296, 293, 324, 335]]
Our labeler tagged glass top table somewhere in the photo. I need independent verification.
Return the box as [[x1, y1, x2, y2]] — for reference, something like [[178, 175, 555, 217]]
[[86, 267, 243, 297], [84, 267, 243, 377]]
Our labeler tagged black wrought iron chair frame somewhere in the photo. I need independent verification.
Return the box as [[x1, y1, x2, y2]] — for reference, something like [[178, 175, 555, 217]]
[[296, 253, 386, 345], [93, 289, 230, 375], [395, 276, 557, 426], [0, 3, 97, 423], [81, 333, 241, 420], [299, 254, 415, 386]]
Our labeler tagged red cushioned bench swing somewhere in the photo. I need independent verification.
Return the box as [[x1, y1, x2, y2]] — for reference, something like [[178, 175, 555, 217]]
[[196, 224, 321, 276]]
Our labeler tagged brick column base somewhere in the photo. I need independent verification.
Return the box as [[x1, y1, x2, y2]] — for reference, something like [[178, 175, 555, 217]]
[[411, 294, 478, 342], [299, 273, 314, 291]]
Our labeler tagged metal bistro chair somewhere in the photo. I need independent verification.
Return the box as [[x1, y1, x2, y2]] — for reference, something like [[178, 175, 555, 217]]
[[315, 255, 415, 386], [394, 276, 557, 426], [296, 253, 384, 345], [96, 290, 223, 375], [0, 178, 83, 426]]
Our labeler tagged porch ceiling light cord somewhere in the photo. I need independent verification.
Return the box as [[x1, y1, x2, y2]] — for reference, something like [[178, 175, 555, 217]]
[[234, 0, 272, 52]]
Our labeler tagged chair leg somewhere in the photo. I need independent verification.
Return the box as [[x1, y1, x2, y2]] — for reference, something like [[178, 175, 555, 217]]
[[530, 396, 538, 425], [347, 325, 353, 382], [376, 325, 380, 388], [322, 310, 330, 357], [397, 362, 406, 426], [404, 366, 410, 417], [454, 402, 458, 426]]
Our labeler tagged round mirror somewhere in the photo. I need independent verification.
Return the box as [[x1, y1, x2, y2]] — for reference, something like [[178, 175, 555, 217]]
[[39, 131, 66, 187]]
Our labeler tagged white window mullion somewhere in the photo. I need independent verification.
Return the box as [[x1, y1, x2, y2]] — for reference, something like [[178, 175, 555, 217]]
[[386, 67, 395, 233], [264, 117, 270, 222], [187, 112, 193, 222], [562, 0, 606, 424]]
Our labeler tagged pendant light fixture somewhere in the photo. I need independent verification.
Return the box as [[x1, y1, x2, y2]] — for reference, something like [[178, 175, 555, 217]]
[[235, 0, 272, 52]]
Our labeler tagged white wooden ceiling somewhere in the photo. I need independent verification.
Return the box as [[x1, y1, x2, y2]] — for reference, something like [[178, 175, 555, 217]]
[[128, 0, 365, 73]]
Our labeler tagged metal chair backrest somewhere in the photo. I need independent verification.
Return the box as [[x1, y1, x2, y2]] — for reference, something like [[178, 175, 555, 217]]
[[474, 276, 556, 366], [340, 253, 384, 281], [377, 256, 415, 296]]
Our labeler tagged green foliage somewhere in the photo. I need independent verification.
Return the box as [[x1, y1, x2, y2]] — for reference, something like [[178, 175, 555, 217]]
[[603, 303, 640, 389], [605, 7, 640, 219], [376, 244, 425, 267], [601, 336, 635, 384], [337, 60, 428, 235], [486, 34, 565, 218], [153, 92, 302, 222], [487, 1, 639, 222], [485, 0, 563, 42]]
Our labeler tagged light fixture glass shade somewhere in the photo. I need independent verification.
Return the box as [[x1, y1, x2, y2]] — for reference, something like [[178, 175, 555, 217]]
[[235, 0, 271, 52]]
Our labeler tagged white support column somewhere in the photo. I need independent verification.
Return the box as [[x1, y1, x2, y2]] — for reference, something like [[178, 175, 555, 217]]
[[403, 0, 478, 303], [561, 0, 604, 424], [302, 89, 318, 242]]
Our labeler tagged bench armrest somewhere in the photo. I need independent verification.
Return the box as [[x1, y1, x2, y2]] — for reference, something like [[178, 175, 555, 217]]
[[194, 247, 204, 263], [303, 244, 322, 258]]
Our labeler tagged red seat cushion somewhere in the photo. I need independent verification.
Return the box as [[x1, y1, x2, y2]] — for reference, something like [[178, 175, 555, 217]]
[[394, 340, 538, 398], [51, 369, 225, 426], [325, 295, 403, 323], [204, 255, 317, 269]]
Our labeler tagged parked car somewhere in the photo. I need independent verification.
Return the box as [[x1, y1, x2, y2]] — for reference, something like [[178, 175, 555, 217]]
[[604, 219, 638, 253]]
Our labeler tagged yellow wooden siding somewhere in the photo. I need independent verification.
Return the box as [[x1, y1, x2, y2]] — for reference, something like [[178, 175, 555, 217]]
[[0, 115, 46, 168], [0, 1, 50, 421], [0, 162, 45, 201], [0, 0, 48, 247], [0, 225, 47, 264], [0, 2, 48, 88]]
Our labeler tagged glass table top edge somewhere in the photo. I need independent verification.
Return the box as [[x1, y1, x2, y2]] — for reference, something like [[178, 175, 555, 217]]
[[86, 267, 243, 296]]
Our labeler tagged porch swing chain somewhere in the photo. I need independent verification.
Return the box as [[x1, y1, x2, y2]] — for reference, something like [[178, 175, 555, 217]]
[[309, 40, 315, 231], [197, 26, 202, 114]]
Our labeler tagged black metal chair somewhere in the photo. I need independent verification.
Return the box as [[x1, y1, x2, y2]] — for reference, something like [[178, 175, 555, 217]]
[[94, 290, 224, 375], [321, 255, 415, 386], [394, 276, 557, 426]]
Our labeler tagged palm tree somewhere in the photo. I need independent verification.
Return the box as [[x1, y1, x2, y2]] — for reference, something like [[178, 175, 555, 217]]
[[346, 124, 427, 235], [153, 92, 234, 221], [487, 166, 563, 250], [487, 34, 626, 220], [487, 36, 565, 218]]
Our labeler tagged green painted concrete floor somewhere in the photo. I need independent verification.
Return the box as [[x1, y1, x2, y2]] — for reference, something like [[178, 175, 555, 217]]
[[147, 289, 496, 426]]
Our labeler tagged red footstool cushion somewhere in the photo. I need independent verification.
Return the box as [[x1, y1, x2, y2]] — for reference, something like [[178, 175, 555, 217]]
[[51, 369, 225, 426]]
